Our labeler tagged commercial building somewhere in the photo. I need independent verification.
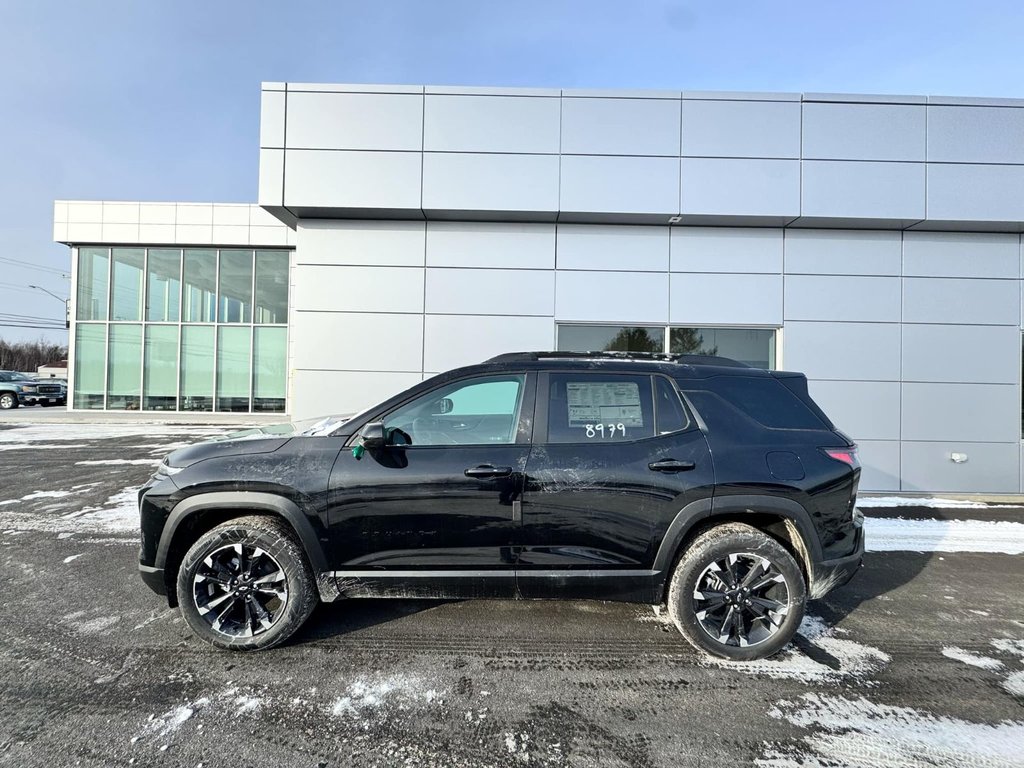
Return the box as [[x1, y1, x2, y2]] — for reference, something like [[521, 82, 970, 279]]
[[56, 83, 1024, 494]]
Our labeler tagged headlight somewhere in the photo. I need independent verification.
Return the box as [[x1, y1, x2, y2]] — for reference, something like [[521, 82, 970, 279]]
[[18, 385, 37, 393]]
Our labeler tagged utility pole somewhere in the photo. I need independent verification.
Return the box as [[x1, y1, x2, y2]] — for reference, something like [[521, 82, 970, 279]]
[[28, 285, 70, 329]]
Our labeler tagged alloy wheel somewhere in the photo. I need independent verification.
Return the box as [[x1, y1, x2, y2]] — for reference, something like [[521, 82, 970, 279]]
[[692, 552, 791, 648], [192, 542, 289, 638]]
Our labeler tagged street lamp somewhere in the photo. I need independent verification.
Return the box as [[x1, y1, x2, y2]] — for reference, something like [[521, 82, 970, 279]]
[[28, 285, 70, 329]]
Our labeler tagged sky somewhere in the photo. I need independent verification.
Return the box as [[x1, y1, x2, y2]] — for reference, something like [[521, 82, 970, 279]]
[[3, 0, 1024, 344]]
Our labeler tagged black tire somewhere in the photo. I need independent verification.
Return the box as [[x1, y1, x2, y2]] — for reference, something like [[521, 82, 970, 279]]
[[0, 392, 18, 410], [177, 515, 318, 651], [667, 522, 806, 661]]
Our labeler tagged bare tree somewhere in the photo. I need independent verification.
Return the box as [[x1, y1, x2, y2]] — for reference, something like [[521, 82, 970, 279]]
[[0, 339, 68, 373]]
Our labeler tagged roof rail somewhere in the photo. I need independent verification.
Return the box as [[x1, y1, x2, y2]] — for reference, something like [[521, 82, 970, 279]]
[[484, 351, 750, 367]]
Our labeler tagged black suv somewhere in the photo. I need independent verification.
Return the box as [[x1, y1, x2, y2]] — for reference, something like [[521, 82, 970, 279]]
[[138, 352, 863, 661]]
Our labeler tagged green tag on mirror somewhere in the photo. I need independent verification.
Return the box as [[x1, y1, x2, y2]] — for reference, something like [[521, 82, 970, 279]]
[[352, 444, 365, 459]]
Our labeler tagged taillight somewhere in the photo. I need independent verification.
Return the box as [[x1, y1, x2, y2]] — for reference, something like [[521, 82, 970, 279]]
[[822, 446, 860, 469]]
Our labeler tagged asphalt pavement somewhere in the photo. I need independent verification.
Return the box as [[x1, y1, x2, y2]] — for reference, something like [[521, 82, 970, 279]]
[[1, 423, 1022, 767]]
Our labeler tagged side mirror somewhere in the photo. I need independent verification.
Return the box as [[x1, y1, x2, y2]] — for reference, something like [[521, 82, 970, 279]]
[[359, 421, 386, 449], [434, 397, 454, 415]]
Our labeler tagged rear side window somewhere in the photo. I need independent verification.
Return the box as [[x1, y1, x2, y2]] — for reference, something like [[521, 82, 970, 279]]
[[706, 376, 827, 430], [655, 377, 689, 434], [546, 373, 654, 443]]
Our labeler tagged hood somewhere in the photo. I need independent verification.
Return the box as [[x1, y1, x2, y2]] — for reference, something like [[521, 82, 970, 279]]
[[166, 436, 293, 469]]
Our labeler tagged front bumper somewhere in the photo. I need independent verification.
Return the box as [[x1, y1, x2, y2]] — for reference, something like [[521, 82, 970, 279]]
[[139, 563, 167, 596], [19, 393, 64, 405], [809, 524, 864, 600]]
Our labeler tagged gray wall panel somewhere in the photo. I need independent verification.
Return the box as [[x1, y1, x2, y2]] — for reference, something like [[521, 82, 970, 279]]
[[292, 312, 423, 372], [807, 380, 901, 440], [801, 103, 926, 161], [285, 150, 422, 210], [927, 105, 1024, 164], [680, 158, 799, 217], [670, 228, 783, 274], [422, 152, 559, 213], [785, 275, 901, 322], [424, 314, 554, 372], [903, 232, 1019, 278], [561, 156, 679, 215], [784, 229, 901, 276], [296, 220, 425, 266], [903, 277, 1020, 325], [782, 322, 901, 381], [557, 271, 669, 323], [801, 160, 926, 220], [257, 149, 284, 207], [423, 95, 560, 154], [854, 440, 902, 492], [669, 273, 783, 325], [425, 268, 554, 316], [294, 265, 424, 313], [901, 382, 1018, 442], [901, 441, 1020, 493], [285, 91, 423, 151], [557, 225, 669, 271], [260, 90, 286, 148], [561, 97, 681, 156], [680, 100, 800, 158], [927, 163, 1024, 222], [902, 324, 1020, 384], [427, 222, 555, 269], [291, 370, 423, 420]]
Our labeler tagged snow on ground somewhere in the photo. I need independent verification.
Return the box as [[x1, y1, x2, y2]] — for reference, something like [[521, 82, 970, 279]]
[[857, 496, 1023, 509], [0, 486, 141, 535], [865, 517, 1024, 554], [941, 647, 1004, 671], [330, 675, 441, 719], [759, 693, 1024, 767], [0, 424, 228, 443], [75, 459, 162, 466], [702, 615, 890, 683]]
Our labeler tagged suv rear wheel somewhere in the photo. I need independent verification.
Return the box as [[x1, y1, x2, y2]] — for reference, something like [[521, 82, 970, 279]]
[[667, 522, 806, 661], [177, 515, 317, 651]]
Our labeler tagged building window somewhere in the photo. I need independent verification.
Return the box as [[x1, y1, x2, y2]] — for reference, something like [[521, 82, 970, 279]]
[[557, 324, 777, 369], [72, 247, 290, 413]]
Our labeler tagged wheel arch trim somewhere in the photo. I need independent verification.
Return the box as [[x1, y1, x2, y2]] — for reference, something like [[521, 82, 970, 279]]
[[155, 491, 328, 574], [652, 494, 823, 582]]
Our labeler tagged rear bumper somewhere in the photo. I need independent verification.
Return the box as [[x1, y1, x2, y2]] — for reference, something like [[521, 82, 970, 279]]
[[139, 563, 167, 596], [809, 524, 864, 600]]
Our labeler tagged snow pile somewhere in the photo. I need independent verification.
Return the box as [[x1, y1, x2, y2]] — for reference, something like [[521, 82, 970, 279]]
[[941, 647, 1004, 671], [865, 518, 1024, 555], [759, 693, 1024, 767], [704, 615, 890, 683], [330, 675, 440, 719]]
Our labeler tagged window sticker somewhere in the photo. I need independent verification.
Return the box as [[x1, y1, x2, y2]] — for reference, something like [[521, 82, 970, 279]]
[[566, 381, 644, 428]]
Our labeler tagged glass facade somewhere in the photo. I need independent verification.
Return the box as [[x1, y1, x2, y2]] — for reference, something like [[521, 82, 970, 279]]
[[557, 324, 777, 369], [72, 247, 290, 412]]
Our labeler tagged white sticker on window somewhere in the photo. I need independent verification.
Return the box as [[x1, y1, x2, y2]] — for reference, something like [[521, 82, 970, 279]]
[[566, 381, 644, 428]]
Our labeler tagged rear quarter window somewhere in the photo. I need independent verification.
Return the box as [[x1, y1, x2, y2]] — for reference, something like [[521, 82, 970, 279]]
[[702, 376, 827, 430]]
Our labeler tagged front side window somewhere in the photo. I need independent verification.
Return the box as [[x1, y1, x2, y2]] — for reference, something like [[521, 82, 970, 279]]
[[385, 375, 525, 447], [547, 373, 655, 443]]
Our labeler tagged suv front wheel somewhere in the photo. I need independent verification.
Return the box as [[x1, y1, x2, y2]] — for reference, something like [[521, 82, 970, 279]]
[[177, 516, 318, 651], [668, 522, 806, 661]]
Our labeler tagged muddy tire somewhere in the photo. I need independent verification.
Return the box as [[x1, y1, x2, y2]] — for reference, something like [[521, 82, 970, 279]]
[[667, 523, 805, 661], [177, 515, 318, 651]]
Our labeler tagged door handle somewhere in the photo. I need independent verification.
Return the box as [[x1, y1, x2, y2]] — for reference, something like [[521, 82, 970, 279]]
[[464, 464, 513, 478], [648, 459, 696, 473]]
